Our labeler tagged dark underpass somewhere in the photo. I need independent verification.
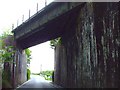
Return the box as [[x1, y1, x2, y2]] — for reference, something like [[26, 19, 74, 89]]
[[11, 2, 120, 88]]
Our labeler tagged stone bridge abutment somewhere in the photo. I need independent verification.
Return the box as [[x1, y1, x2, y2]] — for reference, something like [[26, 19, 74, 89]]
[[54, 2, 119, 88], [13, 2, 119, 88]]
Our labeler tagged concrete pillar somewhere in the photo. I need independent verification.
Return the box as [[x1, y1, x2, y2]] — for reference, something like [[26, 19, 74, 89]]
[[54, 45, 60, 85], [14, 48, 27, 87], [55, 2, 119, 88], [54, 45, 67, 87], [20, 50, 27, 84]]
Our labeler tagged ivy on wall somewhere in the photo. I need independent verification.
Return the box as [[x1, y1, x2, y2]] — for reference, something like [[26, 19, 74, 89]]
[[0, 30, 32, 88], [50, 37, 62, 49], [0, 31, 15, 88]]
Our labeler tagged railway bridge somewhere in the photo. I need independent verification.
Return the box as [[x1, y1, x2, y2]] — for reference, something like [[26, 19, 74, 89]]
[[12, 2, 120, 88]]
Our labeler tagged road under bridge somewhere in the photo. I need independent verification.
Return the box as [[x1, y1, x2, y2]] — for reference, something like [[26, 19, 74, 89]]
[[12, 2, 120, 88]]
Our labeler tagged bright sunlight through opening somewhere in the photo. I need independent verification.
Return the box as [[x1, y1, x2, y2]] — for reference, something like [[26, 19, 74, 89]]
[[29, 41, 54, 74]]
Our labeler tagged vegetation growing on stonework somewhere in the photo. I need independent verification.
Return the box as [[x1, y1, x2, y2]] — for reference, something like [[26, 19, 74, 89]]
[[0, 30, 15, 88], [0, 30, 32, 88], [50, 37, 61, 49]]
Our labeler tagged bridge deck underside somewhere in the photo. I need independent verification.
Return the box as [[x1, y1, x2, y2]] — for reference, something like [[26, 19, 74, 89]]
[[16, 6, 80, 49]]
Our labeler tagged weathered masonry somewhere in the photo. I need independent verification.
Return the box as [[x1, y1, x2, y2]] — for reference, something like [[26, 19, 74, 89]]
[[12, 2, 120, 88], [12, 2, 84, 49], [54, 2, 120, 88]]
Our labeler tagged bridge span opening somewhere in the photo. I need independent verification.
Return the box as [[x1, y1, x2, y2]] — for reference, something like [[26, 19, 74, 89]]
[[29, 41, 54, 81], [12, 2, 119, 88]]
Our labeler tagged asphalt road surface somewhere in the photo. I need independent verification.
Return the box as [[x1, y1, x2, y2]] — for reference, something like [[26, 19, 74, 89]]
[[16, 75, 62, 89]]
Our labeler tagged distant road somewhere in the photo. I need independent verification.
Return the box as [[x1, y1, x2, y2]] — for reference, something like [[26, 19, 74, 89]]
[[16, 75, 62, 89]]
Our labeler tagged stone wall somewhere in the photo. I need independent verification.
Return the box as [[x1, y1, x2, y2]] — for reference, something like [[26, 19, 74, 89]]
[[14, 49, 27, 87], [20, 51, 27, 84], [54, 2, 119, 88], [54, 45, 67, 87], [1, 35, 27, 88]]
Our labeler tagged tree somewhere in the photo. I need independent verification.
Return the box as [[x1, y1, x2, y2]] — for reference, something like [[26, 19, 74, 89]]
[[0, 30, 32, 87], [25, 48, 32, 80], [0, 31, 14, 88], [25, 49, 32, 64]]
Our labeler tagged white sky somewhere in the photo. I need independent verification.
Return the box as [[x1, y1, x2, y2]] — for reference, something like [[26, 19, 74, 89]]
[[0, 0, 53, 33], [29, 41, 54, 73], [0, 0, 54, 73]]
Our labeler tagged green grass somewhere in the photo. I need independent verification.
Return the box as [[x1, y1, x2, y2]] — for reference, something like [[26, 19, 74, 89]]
[[40, 70, 54, 81]]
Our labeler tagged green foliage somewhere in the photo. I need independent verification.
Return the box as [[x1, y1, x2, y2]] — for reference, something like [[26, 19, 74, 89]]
[[40, 70, 54, 81], [0, 30, 14, 88], [50, 37, 61, 49], [0, 30, 13, 39], [27, 69, 31, 80], [31, 73, 40, 75], [0, 30, 32, 87], [1, 46, 15, 63], [25, 49, 32, 64], [0, 30, 15, 63], [25, 49, 32, 81], [2, 70, 12, 88]]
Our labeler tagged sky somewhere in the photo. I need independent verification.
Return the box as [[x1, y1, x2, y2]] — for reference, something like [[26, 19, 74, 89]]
[[0, 0, 53, 33], [29, 41, 54, 73], [0, 0, 54, 73]]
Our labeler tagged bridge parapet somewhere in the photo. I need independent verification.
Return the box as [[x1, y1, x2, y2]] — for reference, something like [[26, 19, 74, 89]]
[[12, 2, 83, 40]]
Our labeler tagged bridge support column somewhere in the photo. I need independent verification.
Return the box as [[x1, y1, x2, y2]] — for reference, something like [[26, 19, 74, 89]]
[[54, 45, 67, 87], [14, 48, 27, 87], [55, 2, 119, 88]]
